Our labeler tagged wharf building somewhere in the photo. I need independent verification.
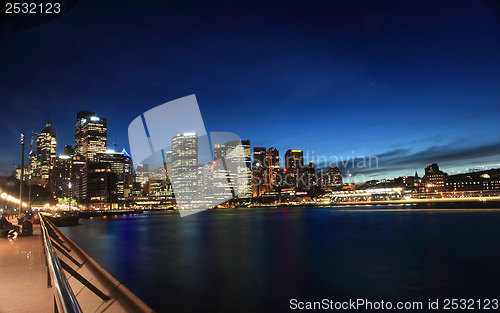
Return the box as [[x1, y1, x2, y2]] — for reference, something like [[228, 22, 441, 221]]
[[445, 168, 500, 191]]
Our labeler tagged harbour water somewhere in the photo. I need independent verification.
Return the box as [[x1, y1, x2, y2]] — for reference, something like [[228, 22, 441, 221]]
[[61, 203, 500, 312]]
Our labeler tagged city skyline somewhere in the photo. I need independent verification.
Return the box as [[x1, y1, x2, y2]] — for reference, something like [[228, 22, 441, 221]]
[[7, 109, 500, 184], [1, 0, 500, 179]]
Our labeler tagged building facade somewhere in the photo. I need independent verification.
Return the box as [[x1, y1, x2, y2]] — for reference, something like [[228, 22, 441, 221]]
[[170, 133, 198, 206], [75, 111, 107, 161], [29, 123, 57, 186], [423, 163, 447, 192], [284, 149, 304, 188]]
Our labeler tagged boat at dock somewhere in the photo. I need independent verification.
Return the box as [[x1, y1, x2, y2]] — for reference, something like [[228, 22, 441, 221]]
[[44, 212, 80, 227]]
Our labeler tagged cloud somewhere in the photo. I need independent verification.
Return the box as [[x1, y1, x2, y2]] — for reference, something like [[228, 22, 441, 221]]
[[315, 140, 500, 179]]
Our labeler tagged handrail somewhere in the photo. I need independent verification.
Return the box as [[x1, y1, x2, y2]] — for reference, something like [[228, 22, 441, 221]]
[[39, 213, 83, 313]]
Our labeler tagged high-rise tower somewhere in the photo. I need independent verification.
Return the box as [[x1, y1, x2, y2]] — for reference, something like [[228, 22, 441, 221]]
[[75, 111, 107, 161], [171, 133, 198, 205], [223, 140, 252, 198], [33, 122, 57, 185]]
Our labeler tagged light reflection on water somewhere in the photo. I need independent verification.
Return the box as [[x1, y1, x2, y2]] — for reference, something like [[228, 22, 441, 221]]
[[61, 203, 500, 313]]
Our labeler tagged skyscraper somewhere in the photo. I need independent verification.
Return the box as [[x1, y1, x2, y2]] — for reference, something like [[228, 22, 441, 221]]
[[285, 149, 303, 188], [266, 148, 280, 190], [326, 166, 343, 186], [50, 154, 72, 199], [212, 143, 232, 202], [30, 122, 57, 186], [224, 140, 252, 198], [170, 133, 198, 206], [253, 147, 266, 168], [75, 111, 94, 156], [75, 111, 107, 161], [252, 147, 267, 197], [95, 149, 132, 206], [71, 154, 86, 202]]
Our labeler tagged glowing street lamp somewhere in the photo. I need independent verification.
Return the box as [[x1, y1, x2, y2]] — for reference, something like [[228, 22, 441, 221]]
[[68, 182, 72, 211]]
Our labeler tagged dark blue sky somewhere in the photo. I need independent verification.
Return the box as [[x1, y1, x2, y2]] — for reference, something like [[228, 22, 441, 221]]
[[1, 0, 499, 180]]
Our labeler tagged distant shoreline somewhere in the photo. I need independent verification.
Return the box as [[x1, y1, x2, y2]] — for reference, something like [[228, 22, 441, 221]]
[[245, 196, 500, 208], [325, 196, 500, 206]]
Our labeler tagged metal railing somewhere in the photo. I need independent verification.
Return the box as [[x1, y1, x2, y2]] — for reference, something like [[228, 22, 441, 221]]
[[39, 213, 83, 313]]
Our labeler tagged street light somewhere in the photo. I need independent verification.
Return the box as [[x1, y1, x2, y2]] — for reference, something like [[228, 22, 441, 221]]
[[68, 182, 72, 211], [19, 133, 25, 217]]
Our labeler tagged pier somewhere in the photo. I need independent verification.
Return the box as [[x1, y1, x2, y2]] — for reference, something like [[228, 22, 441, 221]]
[[0, 214, 154, 313]]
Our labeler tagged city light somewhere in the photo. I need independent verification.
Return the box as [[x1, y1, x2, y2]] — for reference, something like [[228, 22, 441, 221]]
[[0, 190, 28, 207]]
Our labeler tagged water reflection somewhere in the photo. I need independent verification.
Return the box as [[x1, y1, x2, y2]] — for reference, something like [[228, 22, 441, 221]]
[[61, 203, 500, 312]]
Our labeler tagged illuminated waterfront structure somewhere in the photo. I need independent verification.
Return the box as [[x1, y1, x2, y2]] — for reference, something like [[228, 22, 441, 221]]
[[446, 168, 500, 191], [75, 111, 107, 162]]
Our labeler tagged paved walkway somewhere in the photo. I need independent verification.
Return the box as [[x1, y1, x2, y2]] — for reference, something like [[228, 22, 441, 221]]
[[0, 219, 53, 313]]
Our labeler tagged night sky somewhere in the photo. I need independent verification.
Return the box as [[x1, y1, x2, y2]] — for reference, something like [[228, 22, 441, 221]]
[[1, 0, 499, 180]]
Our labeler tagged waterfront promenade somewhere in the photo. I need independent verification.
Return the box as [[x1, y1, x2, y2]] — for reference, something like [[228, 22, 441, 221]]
[[0, 215, 155, 313], [0, 218, 52, 313]]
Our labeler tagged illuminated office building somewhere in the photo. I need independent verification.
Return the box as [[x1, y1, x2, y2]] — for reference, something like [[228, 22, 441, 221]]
[[223, 140, 252, 198], [171, 133, 198, 205], [423, 163, 447, 192], [29, 122, 57, 186], [75, 111, 107, 161], [266, 148, 280, 190], [71, 154, 86, 201], [252, 147, 267, 197], [95, 149, 132, 205], [285, 149, 303, 187], [51, 154, 72, 199], [326, 166, 343, 186]]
